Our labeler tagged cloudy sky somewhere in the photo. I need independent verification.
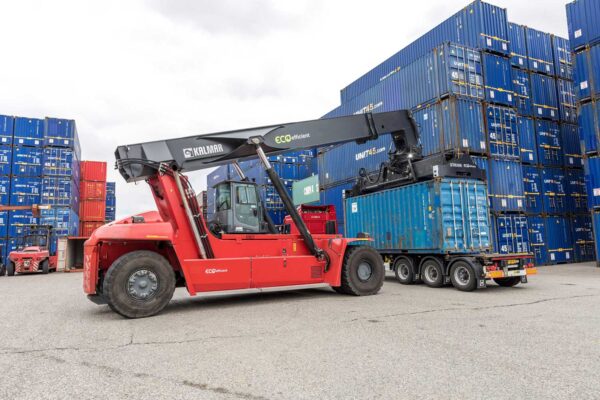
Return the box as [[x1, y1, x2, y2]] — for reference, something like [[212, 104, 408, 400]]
[[0, 0, 569, 218]]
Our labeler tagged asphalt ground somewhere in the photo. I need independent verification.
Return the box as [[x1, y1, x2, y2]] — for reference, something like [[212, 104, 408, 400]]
[[1, 263, 599, 400]]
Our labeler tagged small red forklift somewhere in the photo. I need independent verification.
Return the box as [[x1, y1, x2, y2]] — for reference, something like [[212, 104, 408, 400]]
[[6, 225, 57, 275]]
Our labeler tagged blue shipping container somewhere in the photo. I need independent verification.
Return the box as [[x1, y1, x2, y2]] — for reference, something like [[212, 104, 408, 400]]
[[527, 216, 547, 266], [8, 210, 39, 237], [536, 120, 563, 166], [593, 210, 600, 266], [0, 211, 7, 237], [0, 176, 10, 205], [545, 216, 573, 263], [0, 115, 14, 146], [13, 117, 43, 147], [42, 147, 80, 178], [541, 168, 567, 214], [321, 180, 354, 235], [561, 123, 583, 168], [556, 79, 577, 124], [511, 68, 532, 116], [41, 176, 80, 211], [518, 117, 537, 164], [9, 177, 41, 206], [552, 35, 573, 80], [340, 0, 510, 103], [0, 146, 12, 176], [492, 214, 530, 254], [485, 104, 519, 158], [508, 23, 528, 68], [573, 44, 600, 101], [413, 96, 486, 156], [344, 178, 490, 254], [565, 169, 588, 214], [487, 158, 525, 212], [578, 100, 600, 154], [40, 207, 79, 238], [585, 155, 600, 209], [525, 27, 554, 75], [482, 53, 515, 106], [530, 73, 559, 120], [570, 214, 595, 262], [12, 146, 43, 177], [522, 166, 543, 214], [44, 118, 81, 158], [566, 0, 600, 51]]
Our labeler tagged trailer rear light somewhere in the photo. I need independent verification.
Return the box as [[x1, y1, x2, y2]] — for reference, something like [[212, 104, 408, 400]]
[[486, 264, 498, 271]]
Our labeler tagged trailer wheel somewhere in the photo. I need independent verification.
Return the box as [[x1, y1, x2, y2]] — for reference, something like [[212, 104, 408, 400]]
[[393, 256, 414, 284], [41, 260, 49, 274], [420, 258, 444, 288], [338, 246, 384, 296], [103, 251, 176, 318], [449, 260, 477, 292], [493, 277, 521, 287], [7, 262, 15, 276]]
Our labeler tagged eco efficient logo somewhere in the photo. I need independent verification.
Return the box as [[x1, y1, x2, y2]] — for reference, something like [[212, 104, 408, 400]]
[[182, 144, 225, 159], [274, 133, 311, 144], [205, 268, 228, 274]]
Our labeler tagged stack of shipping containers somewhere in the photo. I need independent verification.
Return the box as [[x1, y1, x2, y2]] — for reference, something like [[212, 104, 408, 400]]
[[105, 182, 116, 223], [567, 0, 600, 266], [316, 0, 589, 265], [79, 161, 107, 237], [206, 152, 316, 227]]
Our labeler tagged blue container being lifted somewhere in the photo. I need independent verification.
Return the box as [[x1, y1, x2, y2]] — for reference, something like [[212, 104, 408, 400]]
[[528, 216, 547, 265], [566, 0, 600, 51], [518, 117, 537, 164], [570, 214, 595, 262], [565, 169, 587, 214], [508, 23, 528, 68], [484, 104, 519, 158], [522, 166, 543, 214], [541, 168, 567, 214], [13, 117, 43, 147], [344, 178, 491, 254], [578, 100, 599, 154], [511, 67, 532, 116], [11, 146, 43, 177], [530, 73, 559, 120], [552, 35, 573, 80], [0, 115, 14, 146], [492, 214, 530, 254], [339, 0, 510, 103], [486, 158, 525, 212], [561, 123, 583, 168], [525, 27, 555, 75], [482, 53, 515, 106], [535, 119, 563, 166], [545, 216, 573, 264], [573, 45, 600, 101], [413, 96, 486, 156]]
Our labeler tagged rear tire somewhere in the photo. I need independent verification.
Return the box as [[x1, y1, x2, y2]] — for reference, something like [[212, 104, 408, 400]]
[[420, 258, 444, 288], [337, 246, 384, 296], [449, 261, 478, 292], [41, 260, 49, 274], [7, 262, 15, 276], [393, 256, 415, 284], [103, 251, 176, 318], [494, 277, 521, 287]]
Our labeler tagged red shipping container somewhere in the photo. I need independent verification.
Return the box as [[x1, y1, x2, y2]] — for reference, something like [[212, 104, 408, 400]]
[[79, 199, 106, 222], [79, 221, 104, 237], [80, 180, 106, 200], [80, 161, 107, 182]]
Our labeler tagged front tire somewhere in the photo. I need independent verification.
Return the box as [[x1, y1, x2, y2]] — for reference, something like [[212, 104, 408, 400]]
[[449, 261, 478, 292], [494, 277, 521, 287], [7, 262, 15, 276], [337, 246, 384, 296], [420, 258, 444, 288], [41, 260, 49, 274], [393, 256, 415, 284], [103, 251, 176, 318]]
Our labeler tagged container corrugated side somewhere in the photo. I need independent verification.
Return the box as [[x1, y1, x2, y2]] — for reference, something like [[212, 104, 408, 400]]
[[41, 176, 80, 211], [541, 167, 567, 214], [79, 200, 106, 222], [552, 35, 573, 80], [570, 214, 595, 262], [8, 210, 38, 237], [573, 44, 600, 101], [561, 123, 583, 168], [413, 96, 486, 157], [530, 73, 559, 120], [508, 23, 528, 68], [344, 178, 490, 254], [44, 118, 81, 158], [11, 146, 43, 177], [565, 169, 588, 214], [13, 117, 43, 147], [536, 120, 563, 166], [9, 177, 41, 206], [487, 158, 525, 212], [0, 146, 12, 175], [340, 0, 510, 103], [545, 216, 573, 263], [518, 117, 537, 164], [79, 221, 104, 237], [525, 27, 555, 75], [80, 161, 107, 182], [482, 53, 515, 106], [40, 207, 79, 238], [0, 115, 14, 146], [578, 100, 599, 154], [42, 147, 80, 177], [492, 214, 530, 254], [80, 180, 106, 200], [511, 67, 532, 116], [527, 216, 547, 265], [485, 104, 519, 158], [0, 177, 9, 205], [556, 79, 577, 124], [566, 0, 600, 51], [584, 155, 600, 208], [522, 166, 543, 214]]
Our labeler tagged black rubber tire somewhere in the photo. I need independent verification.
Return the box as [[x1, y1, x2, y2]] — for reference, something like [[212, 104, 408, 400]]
[[338, 246, 384, 296], [103, 251, 176, 318], [420, 258, 444, 288], [494, 277, 521, 287], [0, 264, 5, 276], [7, 262, 15, 276], [393, 256, 415, 285], [449, 261, 478, 292], [41, 260, 49, 274]]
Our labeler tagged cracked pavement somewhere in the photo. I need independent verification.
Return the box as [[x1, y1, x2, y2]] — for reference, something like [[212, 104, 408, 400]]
[[1, 263, 600, 399]]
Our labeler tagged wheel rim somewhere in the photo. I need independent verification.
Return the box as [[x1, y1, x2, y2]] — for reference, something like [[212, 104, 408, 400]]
[[357, 261, 373, 282], [127, 269, 159, 301], [453, 264, 470, 286], [398, 262, 410, 280], [425, 264, 439, 282]]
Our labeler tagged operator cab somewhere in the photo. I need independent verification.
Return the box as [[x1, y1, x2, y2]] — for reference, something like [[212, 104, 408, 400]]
[[18, 226, 52, 250], [211, 180, 271, 234]]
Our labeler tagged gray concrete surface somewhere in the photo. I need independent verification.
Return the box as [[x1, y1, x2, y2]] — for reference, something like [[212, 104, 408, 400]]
[[1, 263, 599, 400]]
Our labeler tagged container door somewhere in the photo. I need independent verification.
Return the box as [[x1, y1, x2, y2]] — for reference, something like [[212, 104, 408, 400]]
[[56, 237, 67, 272], [461, 181, 490, 251]]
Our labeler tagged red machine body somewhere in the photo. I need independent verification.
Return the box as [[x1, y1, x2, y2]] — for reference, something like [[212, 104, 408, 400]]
[[283, 205, 338, 235], [9, 246, 57, 274]]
